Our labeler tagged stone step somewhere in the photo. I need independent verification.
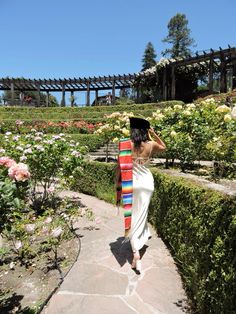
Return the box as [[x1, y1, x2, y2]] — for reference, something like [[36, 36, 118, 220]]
[[92, 150, 118, 154], [89, 152, 118, 157]]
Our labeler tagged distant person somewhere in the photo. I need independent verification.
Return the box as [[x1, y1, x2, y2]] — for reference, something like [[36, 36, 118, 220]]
[[106, 93, 112, 105], [225, 96, 232, 108]]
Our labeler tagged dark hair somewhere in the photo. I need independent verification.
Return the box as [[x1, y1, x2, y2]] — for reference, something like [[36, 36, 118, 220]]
[[130, 128, 149, 149]]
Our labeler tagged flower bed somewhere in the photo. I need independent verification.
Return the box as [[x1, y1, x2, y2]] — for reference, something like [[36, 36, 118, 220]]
[[0, 120, 100, 134], [0, 131, 97, 312]]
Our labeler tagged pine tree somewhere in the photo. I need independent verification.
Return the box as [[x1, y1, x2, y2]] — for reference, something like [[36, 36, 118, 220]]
[[141, 42, 157, 71], [162, 13, 195, 58]]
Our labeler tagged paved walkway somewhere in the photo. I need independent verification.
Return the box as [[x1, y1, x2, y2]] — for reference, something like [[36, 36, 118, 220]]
[[43, 193, 188, 314]]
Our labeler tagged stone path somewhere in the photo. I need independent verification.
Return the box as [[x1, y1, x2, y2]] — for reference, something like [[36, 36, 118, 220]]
[[42, 193, 188, 314]]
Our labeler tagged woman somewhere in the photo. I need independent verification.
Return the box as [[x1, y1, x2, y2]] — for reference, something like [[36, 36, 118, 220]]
[[116, 117, 166, 274]]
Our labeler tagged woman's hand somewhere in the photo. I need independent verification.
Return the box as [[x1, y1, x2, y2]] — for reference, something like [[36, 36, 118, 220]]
[[148, 128, 157, 140], [148, 128, 166, 151]]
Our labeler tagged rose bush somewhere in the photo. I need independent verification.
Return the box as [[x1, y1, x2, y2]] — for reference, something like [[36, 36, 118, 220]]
[[94, 98, 236, 176], [0, 131, 85, 212]]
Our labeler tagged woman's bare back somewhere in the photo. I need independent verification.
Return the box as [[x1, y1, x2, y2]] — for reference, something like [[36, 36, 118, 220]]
[[131, 141, 153, 163]]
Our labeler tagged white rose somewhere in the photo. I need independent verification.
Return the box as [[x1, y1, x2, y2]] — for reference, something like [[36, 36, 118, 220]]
[[231, 106, 236, 120], [20, 155, 27, 162], [113, 137, 119, 143], [122, 128, 130, 137], [215, 105, 231, 113], [224, 114, 232, 122], [183, 110, 191, 116], [174, 104, 183, 110]]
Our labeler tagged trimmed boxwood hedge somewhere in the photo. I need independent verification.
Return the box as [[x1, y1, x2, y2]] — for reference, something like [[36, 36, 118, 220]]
[[73, 161, 236, 314], [68, 134, 106, 151], [0, 100, 183, 115], [0, 108, 161, 120]]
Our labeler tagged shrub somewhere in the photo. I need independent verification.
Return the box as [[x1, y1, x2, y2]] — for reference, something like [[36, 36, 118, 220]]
[[68, 134, 106, 151]]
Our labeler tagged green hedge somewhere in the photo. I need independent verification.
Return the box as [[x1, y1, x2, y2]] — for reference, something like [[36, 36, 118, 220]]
[[68, 134, 106, 151], [0, 100, 183, 114], [73, 161, 236, 314], [73, 161, 115, 203], [0, 101, 184, 121], [0, 108, 162, 120]]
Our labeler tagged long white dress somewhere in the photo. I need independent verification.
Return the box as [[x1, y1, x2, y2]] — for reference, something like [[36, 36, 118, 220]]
[[129, 156, 154, 252]]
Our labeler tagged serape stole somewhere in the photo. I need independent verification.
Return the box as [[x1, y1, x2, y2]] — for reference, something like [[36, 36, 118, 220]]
[[117, 138, 133, 234]]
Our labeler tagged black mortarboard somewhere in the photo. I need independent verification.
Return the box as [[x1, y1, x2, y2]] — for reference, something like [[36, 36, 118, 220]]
[[129, 117, 150, 129]]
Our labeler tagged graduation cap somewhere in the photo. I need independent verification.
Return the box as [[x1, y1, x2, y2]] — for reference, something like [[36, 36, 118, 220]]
[[129, 117, 150, 129]]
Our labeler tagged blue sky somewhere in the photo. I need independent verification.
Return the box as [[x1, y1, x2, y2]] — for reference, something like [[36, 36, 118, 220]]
[[0, 0, 235, 103]]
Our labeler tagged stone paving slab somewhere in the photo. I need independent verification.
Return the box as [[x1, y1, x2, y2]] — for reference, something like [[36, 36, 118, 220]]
[[43, 193, 188, 314]]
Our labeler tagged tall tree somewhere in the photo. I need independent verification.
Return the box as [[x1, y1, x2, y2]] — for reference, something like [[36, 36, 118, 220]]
[[141, 42, 157, 71], [162, 13, 195, 58]]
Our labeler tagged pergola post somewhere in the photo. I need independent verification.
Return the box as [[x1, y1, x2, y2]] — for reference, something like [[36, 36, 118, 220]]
[[10, 82, 15, 106], [120, 88, 124, 98], [209, 57, 214, 93], [46, 91, 49, 107], [112, 81, 116, 104], [163, 67, 167, 100], [20, 92, 24, 106], [86, 82, 90, 106], [70, 91, 74, 107], [171, 66, 176, 100], [61, 84, 66, 106], [220, 56, 227, 93], [37, 85, 40, 107], [95, 89, 98, 106], [232, 62, 236, 90]]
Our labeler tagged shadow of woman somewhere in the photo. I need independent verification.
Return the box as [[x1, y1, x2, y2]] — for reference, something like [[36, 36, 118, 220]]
[[109, 237, 133, 267], [109, 237, 148, 268]]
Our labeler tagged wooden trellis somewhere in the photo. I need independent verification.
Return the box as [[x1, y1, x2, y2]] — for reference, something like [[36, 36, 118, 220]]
[[160, 46, 236, 100], [0, 74, 138, 106], [0, 46, 236, 106]]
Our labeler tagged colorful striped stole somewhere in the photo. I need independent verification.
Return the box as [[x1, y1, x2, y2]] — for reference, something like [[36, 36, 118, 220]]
[[117, 138, 133, 235]]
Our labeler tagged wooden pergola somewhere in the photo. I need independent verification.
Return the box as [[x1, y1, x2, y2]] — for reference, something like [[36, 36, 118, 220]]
[[159, 46, 236, 100], [0, 74, 138, 106], [0, 46, 236, 106]]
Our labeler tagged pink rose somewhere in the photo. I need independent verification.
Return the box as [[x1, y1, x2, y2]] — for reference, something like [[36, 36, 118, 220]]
[[15, 240, 22, 250], [95, 217, 102, 224], [24, 224, 36, 234], [42, 226, 49, 236], [51, 227, 63, 238], [0, 157, 17, 168], [8, 163, 30, 182], [44, 217, 52, 224], [16, 120, 24, 126], [47, 186, 55, 193]]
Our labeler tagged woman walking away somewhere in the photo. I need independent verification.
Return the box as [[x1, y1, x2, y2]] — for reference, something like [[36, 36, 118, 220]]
[[116, 117, 166, 274]]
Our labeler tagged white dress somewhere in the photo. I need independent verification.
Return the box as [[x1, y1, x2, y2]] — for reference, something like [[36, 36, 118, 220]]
[[129, 152, 154, 252]]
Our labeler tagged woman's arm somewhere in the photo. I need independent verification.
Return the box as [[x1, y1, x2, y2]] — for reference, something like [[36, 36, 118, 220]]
[[148, 128, 166, 152]]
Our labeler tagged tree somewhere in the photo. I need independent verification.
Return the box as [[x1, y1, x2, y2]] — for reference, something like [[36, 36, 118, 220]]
[[162, 13, 195, 58], [141, 42, 157, 71]]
